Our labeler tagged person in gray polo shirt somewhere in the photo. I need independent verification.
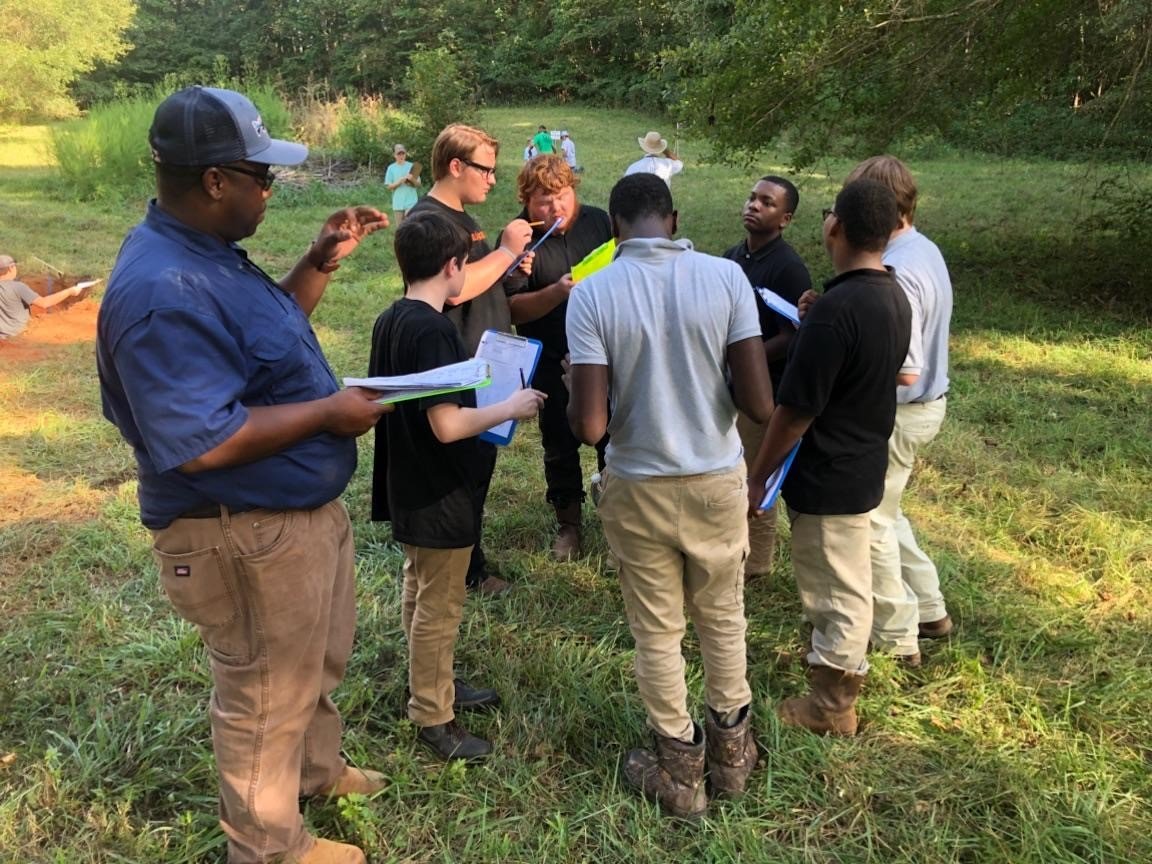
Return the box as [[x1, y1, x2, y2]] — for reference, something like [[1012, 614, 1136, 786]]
[[0, 255, 85, 339], [845, 156, 955, 664]]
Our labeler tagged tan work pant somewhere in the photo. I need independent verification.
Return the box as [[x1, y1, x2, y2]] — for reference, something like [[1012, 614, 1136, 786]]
[[870, 398, 948, 655], [789, 509, 872, 675], [737, 410, 779, 575], [151, 500, 355, 863], [401, 544, 473, 727], [597, 466, 752, 741]]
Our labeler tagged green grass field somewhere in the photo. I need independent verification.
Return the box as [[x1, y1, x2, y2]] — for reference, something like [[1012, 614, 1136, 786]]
[[1, 106, 1150, 863]]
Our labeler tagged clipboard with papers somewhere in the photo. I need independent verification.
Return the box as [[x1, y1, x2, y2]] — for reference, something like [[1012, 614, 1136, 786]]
[[343, 359, 491, 405], [474, 329, 543, 446], [760, 440, 801, 510]]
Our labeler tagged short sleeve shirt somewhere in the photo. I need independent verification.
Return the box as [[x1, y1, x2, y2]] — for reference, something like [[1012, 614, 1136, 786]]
[[777, 268, 912, 514], [0, 279, 38, 337], [503, 204, 613, 361], [97, 202, 356, 529], [408, 196, 511, 354], [566, 238, 761, 477], [385, 161, 419, 212], [722, 235, 812, 388], [368, 298, 483, 548]]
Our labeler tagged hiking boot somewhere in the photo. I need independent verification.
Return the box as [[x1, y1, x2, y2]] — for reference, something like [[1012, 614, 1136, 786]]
[[705, 705, 758, 799], [453, 677, 500, 711], [622, 724, 707, 820], [918, 615, 953, 639], [777, 664, 865, 736], [551, 503, 584, 561], [417, 720, 493, 761], [294, 838, 367, 864], [316, 766, 387, 797]]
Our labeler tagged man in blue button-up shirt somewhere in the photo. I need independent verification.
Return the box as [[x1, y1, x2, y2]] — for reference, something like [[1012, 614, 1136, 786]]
[[97, 86, 390, 864]]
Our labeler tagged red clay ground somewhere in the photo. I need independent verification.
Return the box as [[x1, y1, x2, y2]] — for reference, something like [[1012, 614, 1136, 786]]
[[0, 274, 99, 365]]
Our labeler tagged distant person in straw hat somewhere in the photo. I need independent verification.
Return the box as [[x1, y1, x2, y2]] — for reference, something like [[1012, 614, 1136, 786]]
[[385, 143, 421, 223], [0, 254, 85, 339], [624, 131, 683, 187]]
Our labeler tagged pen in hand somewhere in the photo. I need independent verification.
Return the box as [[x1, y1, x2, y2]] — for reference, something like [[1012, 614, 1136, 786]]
[[519, 368, 527, 389]]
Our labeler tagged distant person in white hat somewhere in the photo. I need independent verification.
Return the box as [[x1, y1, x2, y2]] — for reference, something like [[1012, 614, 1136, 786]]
[[0, 255, 85, 339], [624, 130, 683, 187]]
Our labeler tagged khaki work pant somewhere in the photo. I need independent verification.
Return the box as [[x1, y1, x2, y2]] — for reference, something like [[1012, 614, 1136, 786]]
[[597, 466, 752, 741], [737, 410, 779, 575], [870, 398, 949, 655], [151, 500, 355, 863], [401, 544, 473, 727], [789, 509, 873, 675]]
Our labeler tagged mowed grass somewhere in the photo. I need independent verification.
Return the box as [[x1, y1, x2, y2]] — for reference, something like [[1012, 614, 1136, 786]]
[[1, 106, 1150, 863]]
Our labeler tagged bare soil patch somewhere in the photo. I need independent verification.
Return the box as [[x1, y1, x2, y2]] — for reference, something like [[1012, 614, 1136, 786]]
[[0, 274, 98, 366]]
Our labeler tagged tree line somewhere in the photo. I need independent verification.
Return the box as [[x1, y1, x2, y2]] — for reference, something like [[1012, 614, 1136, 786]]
[[2, 0, 1149, 165]]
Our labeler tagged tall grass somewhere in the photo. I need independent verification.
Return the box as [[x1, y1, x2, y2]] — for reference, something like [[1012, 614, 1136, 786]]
[[50, 83, 294, 200]]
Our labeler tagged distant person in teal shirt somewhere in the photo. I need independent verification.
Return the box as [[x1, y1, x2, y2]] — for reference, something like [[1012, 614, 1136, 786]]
[[385, 144, 421, 222], [533, 125, 554, 155]]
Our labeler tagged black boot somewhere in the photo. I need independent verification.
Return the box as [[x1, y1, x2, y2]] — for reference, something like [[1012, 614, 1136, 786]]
[[417, 720, 493, 761], [453, 677, 501, 711]]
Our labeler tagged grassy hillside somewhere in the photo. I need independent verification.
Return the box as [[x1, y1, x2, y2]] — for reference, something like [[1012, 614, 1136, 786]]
[[0, 106, 1149, 863]]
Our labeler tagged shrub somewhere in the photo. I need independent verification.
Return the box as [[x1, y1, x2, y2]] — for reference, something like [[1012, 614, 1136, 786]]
[[50, 81, 294, 200]]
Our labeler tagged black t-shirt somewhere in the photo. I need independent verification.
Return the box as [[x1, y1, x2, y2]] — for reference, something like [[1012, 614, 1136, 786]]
[[368, 298, 484, 548], [407, 195, 511, 354], [723, 235, 812, 388], [503, 204, 613, 361], [778, 268, 912, 515]]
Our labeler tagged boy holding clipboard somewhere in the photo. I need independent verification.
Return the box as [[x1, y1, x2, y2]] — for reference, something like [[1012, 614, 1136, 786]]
[[369, 212, 544, 761]]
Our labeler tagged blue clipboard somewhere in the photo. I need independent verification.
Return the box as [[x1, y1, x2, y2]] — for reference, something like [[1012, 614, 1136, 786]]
[[503, 217, 564, 277], [474, 330, 544, 446], [760, 440, 801, 509]]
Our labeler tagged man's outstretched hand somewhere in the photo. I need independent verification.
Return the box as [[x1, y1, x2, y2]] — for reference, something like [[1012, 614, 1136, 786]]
[[309, 207, 390, 274]]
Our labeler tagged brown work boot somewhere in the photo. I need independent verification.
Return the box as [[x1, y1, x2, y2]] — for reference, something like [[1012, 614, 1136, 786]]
[[316, 766, 387, 797], [777, 664, 865, 736], [622, 724, 707, 820], [551, 503, 583, 561], [293, 838, 367, 864], [918, 615, 953, 639], [705, 705, 758, 798]]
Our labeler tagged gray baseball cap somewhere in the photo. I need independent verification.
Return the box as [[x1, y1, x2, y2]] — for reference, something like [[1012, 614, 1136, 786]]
[[149, 86, 308, 167], [0, 254, 14, 269]]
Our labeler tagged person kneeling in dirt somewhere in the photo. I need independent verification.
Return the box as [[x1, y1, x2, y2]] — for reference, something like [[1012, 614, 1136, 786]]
[[97, 86, 392, 864], [0, 255, 84, 339]]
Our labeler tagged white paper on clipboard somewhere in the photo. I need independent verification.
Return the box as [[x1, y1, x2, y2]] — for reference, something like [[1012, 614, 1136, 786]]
[[474, 330, 543, 445]]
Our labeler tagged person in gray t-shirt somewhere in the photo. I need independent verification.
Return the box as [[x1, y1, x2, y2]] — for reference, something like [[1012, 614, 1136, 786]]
[[843, 156, 955, 663], [0, 255, 84, 339], [567, 174, 773, 819]]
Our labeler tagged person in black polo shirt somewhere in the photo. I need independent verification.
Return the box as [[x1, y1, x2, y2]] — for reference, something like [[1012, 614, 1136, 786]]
[[503, 154, 614, 560], [407, 123, 534, 595], [723, 175, 812, 576], [747, 178, 911, 737]]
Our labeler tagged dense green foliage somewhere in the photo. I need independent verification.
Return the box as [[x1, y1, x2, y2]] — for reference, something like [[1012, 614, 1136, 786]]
[[69, 0, 1151, 166], [0, 0, 134, 120], [671, 0, 1152, 164]]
